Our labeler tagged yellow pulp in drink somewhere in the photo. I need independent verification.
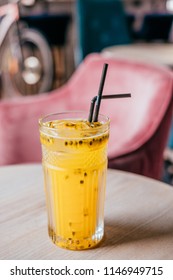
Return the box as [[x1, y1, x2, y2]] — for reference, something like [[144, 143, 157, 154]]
[[40, 119, 109, 250]]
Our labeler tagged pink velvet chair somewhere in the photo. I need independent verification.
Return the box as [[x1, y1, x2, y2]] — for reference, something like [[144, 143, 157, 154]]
[[0, 53, 173, 180]]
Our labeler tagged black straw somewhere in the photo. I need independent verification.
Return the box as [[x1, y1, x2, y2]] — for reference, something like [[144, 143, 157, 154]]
[[88, 96, 97, 123], [88, 63, 132, 122], [88, 93, 131, 122], [93, 63, 108, 122]]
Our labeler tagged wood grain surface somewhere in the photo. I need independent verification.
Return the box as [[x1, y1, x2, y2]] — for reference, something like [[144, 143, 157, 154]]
[[0, 164, 173, 260]]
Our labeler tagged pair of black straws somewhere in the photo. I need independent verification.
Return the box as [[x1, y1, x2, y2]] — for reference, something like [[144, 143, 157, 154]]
[[88, 63, 131, 123]]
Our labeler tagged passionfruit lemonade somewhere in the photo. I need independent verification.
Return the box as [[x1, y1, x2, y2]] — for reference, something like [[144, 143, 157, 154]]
[[39, 113, 109, 250]]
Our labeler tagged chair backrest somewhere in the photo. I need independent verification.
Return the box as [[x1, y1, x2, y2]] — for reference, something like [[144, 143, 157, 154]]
[[0, 53, 172, 180], [76, 0, 131, 63]]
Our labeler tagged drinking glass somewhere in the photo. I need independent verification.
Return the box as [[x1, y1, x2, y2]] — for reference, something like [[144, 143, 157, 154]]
[[39, 111, 110, 250]]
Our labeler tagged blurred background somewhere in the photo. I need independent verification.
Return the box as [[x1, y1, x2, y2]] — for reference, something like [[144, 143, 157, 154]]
[[1, 0, 173, 183], [1, 0, 173, 97]]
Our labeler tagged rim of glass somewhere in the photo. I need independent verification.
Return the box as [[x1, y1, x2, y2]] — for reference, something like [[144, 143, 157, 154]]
[[39, 111, 110, 131]]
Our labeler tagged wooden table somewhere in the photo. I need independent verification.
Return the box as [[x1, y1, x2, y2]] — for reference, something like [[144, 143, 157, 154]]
[[102, 43, 173, 69], [0, 164, 173, 260]]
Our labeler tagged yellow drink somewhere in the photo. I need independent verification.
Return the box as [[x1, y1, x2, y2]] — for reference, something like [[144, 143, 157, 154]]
[[39, 112, 109, 250]]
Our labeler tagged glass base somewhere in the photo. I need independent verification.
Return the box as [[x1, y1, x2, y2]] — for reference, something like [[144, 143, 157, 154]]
[[48, 227, 104, 250]]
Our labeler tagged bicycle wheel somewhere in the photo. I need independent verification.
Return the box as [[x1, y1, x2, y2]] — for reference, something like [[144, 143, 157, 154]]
[[11, 27, 54, 95]]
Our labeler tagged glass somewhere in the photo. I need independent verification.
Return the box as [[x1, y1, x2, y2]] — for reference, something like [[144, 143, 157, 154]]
[[39, 111, 110, 250]]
